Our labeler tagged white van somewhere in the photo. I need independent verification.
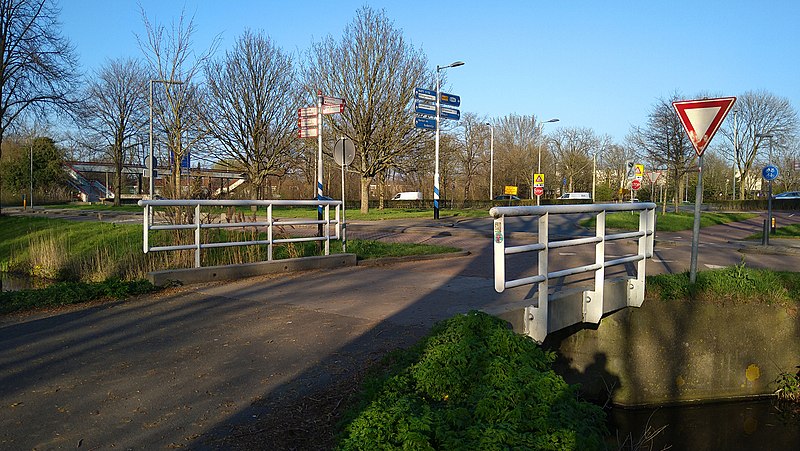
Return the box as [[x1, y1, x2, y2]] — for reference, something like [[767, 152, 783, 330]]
[[392, 191, 423, 201], [559, 192, 591, 200]]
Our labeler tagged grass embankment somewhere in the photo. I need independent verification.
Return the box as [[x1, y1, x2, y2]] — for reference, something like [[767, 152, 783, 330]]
[[336, 311, 607, 450], [581, 211, 757, 232], [748, 223, 800, 240], [1, 215, 460, 314], [646, 261, 800, 306], [0, 216, 459, 282], [0, 278, 156, 315]]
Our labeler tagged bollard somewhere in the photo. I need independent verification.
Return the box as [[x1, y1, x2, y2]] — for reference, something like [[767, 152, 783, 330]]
[[762, 219, 769, 246], [771, 217, 776, 233]]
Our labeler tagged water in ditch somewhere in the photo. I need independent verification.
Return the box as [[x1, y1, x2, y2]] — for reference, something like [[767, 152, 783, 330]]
[[607, 398, 800, 449]]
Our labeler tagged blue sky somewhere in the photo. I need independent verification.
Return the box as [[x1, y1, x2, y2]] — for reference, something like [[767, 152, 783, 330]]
[[60, 0, 800, 143]]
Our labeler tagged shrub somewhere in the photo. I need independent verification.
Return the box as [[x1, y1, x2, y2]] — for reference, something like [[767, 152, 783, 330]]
[[336, 311, 607, 450]]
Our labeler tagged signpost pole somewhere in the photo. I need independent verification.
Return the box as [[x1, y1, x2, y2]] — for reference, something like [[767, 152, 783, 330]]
[[340, 137, 347, 253], [434, 70, 441, 220], [767, 137, 773, 246], [317, 90, 324, 239], [689, 155, 704, 283]]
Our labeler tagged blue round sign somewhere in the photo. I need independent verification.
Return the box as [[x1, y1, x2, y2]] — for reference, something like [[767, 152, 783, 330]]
[[762, 165, 779, 181]]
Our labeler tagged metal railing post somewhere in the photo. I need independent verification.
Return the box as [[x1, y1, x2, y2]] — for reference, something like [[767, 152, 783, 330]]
[[628, 207, 648, 307], [194, 203, 201, 268], [267, 204, 273, 261], [493, 216, 506, 292], [585, 210, 605, 323], [324, 204, 330, 255], [143, 204, 150, 253]]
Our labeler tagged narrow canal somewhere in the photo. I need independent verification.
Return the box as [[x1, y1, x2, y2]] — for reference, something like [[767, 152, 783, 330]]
[[608, 398, 799, 449]]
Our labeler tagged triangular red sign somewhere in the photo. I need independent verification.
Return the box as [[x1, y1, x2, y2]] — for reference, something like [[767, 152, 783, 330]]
[[673, 97, 736, 157]]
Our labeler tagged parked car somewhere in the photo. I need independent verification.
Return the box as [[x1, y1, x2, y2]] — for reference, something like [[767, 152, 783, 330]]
[[494, 195, 521, 201], [774, 191, 800, 199]]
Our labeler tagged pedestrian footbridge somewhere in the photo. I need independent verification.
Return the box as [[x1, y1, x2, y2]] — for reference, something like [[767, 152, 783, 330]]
[[490, 203, 656, 342]]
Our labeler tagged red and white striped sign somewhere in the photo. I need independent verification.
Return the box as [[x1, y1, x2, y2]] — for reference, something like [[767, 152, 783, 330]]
[[298, 116, 318, 128], [298, 128, 318, 138], [299, 106, 317, 117], [323, 96, 345, 106]]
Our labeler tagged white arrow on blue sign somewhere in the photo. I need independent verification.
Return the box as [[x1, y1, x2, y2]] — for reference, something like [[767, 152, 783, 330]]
[[440, 106, 460, 121], [762, 165, 779, 181], [415, 117, 436, 130], [414, 87, 437, 102], [415, 101, 436, 116]]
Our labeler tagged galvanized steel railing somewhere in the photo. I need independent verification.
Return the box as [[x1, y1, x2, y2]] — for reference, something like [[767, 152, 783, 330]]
[[138, 199, 342, 268], [491, 203, 656, 342]]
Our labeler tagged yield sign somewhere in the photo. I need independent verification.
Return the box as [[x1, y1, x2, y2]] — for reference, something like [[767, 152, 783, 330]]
[[673, 97, 736, 157]]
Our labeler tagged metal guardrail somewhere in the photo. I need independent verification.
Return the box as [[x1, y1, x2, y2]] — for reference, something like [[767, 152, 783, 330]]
[[138, 199, 342, 268], [491, 202, 656, 342]]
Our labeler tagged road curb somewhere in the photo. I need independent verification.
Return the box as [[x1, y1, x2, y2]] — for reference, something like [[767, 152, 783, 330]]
[[357, 250, 471, 267]]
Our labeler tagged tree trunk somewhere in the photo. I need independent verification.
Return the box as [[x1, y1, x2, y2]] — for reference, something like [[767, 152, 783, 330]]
[[360, 175, 371, 214]]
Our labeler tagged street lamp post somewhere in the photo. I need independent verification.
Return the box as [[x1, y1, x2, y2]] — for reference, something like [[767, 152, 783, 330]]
[[535, 118, 559, 205], [485, 122, 493, 200], [149, 79, 184, 199], [434, 60, 464, 219]]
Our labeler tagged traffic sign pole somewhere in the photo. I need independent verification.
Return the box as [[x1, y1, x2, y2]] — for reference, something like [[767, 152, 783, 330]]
[[689, 155, 704, 283], [673, 97, 736, 284]]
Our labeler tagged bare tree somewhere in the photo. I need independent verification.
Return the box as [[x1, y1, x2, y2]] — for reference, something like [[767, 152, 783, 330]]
[[78, 58, 148, 205], [203, 31, 300, 199], [597, 142, 633, 199], [452, 113, 489, 201], [629, 94, 696, 211], [551, 127, 600, 193], [138, 7, 217, 198], [0, 0, 79, 212], [718, 90, 797, 199], [774, 134, 800, 193], [304, 6, 432, 213], [493, 114, 542, 197]]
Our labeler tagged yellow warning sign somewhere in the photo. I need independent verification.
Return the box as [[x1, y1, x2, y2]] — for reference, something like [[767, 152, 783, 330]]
[[634, 164, 644, 179], [534, 173, 545, 187], [504, 185, 518, 195]]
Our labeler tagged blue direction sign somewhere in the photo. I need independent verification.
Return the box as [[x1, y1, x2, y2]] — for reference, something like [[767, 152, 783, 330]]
[[415, 101, 436, 116], [414, 87, 437, 102], [415, 117, 436, 130], [440, 92, 460, 107], [762, 165, 779, 181], [440, 106, 460, 121]]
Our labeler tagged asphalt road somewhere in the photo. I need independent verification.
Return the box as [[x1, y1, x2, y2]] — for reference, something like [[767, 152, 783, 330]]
[[1, 209, 799, 449]]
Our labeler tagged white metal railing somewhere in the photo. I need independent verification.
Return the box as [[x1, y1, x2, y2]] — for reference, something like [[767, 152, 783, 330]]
[[491, 202, 656, 342], [138, 199, 342, 268]]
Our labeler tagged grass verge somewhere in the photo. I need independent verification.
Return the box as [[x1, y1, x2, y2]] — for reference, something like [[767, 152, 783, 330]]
[[747, 223, 800, 240], [581, 211, 757, 232], [335, 311, 607, 450], [0, 216, 460, 282], [646, 260, 800, 306], [0, 278, 156, 315]]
